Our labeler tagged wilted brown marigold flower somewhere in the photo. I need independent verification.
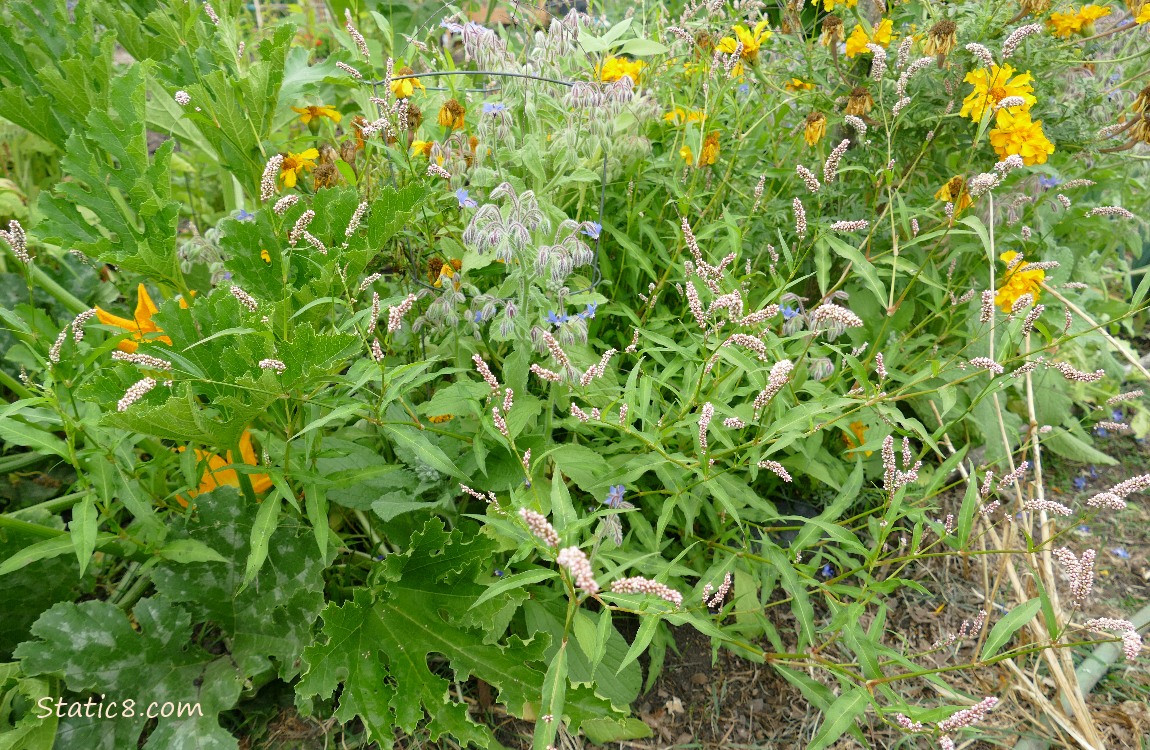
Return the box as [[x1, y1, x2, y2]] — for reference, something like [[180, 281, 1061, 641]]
[[804, 111, 827, 146], [313, 145, 340, 189], [695, 30, 714, 52], [820, 16, 844, 46], [438, 98, 466, 129], [427, 257, 445, 283], [923, 20, 958, 65], [1134, 85, 1150, 115], [407, 102, 424, 131], [698, 130, 720, 166], [845, 86, 874, 116], [935, 175, 973, 214], [1019, 0, 1052, 15]]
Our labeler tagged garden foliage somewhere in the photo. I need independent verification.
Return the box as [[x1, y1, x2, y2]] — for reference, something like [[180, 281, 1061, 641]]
[[1, 0, 1149, 748]]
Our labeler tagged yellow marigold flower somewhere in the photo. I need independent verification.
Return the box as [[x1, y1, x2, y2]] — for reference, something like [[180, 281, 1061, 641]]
[[698, 130, 720, 166], [432, 258, 462, 290], [1048, 10, 1084, 37], [428, 414, 454, 424], [785, 78, 815, 91], [1138, 4, 1150, 21], [663, 107, 707, 124], [411, 140, 433, 157], [176, 430, 273, 507], [717, 20, 772, 63], [598, 56, 644, 83], [989, 108, 1055, 165], [680, 144, 694, 163], [291, 104, 341, 125], [804, 111, 827, 146], [936, 175, 974, 214], [959, 64, 1036, 122], [95, 283, 172, 353], [1076, 4, 1111, 33], [279, 148, 318, 188], [390, 67, 425, 98], [260, 249, 272, 264], [438, 98, 466, 129], [823, 0, 857, 10], [845, 18, 893, 58], [995, 251, 1045, 312]]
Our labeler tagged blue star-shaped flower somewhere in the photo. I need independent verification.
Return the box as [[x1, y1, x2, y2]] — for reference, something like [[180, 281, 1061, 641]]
[[546, 310, 569, 326], [236, 209, 255, 222], [1111, 547, 1130, 559], [781, 305, 800, 320], [456, 188, 477, 208], [581, 222, 602, 240], [604, 484, 626, 508], [1073, 476, 1087, 491], [576, 302, 597, 321], [482, 102, 507, 115]]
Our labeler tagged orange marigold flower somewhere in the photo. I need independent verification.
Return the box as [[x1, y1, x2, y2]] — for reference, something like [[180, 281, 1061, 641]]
[[995, 251, 1045, 311], [989, 108, 1055, 165], [291, 104, 341, 125]]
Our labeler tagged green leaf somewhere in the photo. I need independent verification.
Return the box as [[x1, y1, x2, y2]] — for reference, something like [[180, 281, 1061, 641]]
[[470, 569, 557, 611], [15, 597, 244, 749], [0, 661, 58, 750], [616, 38, 668, 56], [382, 424, 465, 480], [1044, 429, 1118, 466], [155, 539, 229, 565], [151, 488, 332, 680], [765, 546, 816, 649], [821, 235, 887, 309], [68, 495, 98, 576], [297, 521, 622, 747], [956, 477, 981, 549], [806, 688, 870, 750], [0, 420, 70, 459], [241, 494, 281, 591], [617, 614, 660, 674], [982, 598, 1041, 660], [533, 644, 567, 750]]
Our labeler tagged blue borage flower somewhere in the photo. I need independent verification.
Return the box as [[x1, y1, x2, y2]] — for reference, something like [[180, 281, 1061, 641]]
[[1073, 476, 1087, 491], [546, 310, 569, 326], [604, 484, 626, 508], [1111, 548, 1130, 559], [578, 302, 597, 320], [236, 209, 255, 222], [581, 221, 602, 240], [781, 304, 801, 320], [482, 102, 507, 115], [456, 188, 477, 208]]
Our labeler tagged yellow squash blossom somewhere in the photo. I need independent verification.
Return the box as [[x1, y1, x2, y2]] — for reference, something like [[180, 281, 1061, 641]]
[[995, 251, 1045, 311], [96, 283, 173, 353], [845, 19, 893, 58], [177, 430, 273, 507], [390, 67, 425, 98], [935, 175, 974, 214], [823, 0, 857, 10], [663, 107, 707, 124], [599, 56, 644, 83], [785, 78, 815, 91], [411, 140, 434, 157], [959, 64, 1036, 122], [989, 108, 1055, 165], [844, 421, 874, 457], [279, 148, 319, 188], [717, 20, 772, 63], [290, 104, 341, 125]]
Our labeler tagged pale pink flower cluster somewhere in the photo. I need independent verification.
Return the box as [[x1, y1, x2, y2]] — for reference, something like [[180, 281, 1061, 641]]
[[795, 165, 821, 193], [519, 508, 559, 547], [345, 9, 370, 59], [830, 220, 869, 233], [260, 155, 284, 202], [109, 351, 172, 371], [1050, 361, 1104, 383], [752, 359, 794, 419], [367, 292, 380, 336], [758, 460, 792, 482], [701, 572, 733, 608], [579, 348, 617, 386], [698, 402, 715, 453], [1106, 389, 1143, 405], [610, 576, 683, 608], [1086, 473, 1150, 510], [258, 358, 286, 373], [557, 547, 599, 594], [289, 209, 315, 245], [230, 285, 258, 312], [875, 352, 887, 380], [117, 377, 157, 412], [882, 436, 921, 492], [823, 139, 850, 183], [724, 333, 769, 360], [426, 163, 451, 179], [1054, 547, 1095, 605], [345, 201, 369, 236], [174, 90, 191, 106], [938, 696, 998, 732], [531, 363, 563, 383], [997, 461, 1029, 492], [492, 406, 509, 437], [979, 290, 995, 323], [1086, 206, 1134, 219], [1002, 23, 1042, 59], [387, 293, 417, 333], [273, 195, 299, 215], [460, 483, 497, 504], [809, 303, 864, 337], [1022, 498, 1073, 516], [472, 354, 501, 392], [722, 417, 745, 429], [571, 404, 590, 422], [1084, 618, 1142, 660], [793, 198, 807, 238]]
